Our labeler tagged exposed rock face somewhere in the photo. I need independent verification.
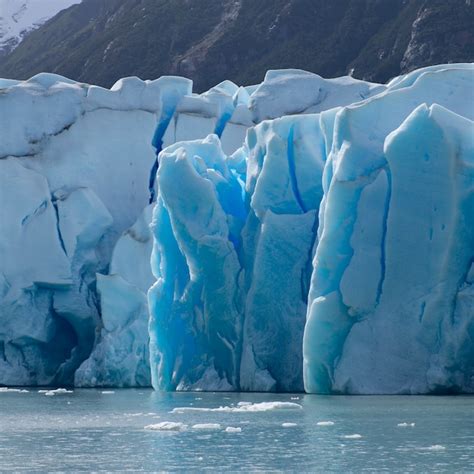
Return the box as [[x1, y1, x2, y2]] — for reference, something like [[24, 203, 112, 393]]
[[0, 0, 472, 91]]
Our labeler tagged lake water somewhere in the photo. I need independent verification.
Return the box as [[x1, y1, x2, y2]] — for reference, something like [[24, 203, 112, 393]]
[[0, 389, 472, 472]]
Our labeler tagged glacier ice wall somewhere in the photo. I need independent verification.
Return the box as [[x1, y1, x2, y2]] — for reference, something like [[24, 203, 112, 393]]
[[149, 64, 474, 394], [149, 135, 245, 391], [146, 67, 389, 391], [1, 64, 473, 393], [0, 73, 192, 385], [1, 68, 380, 387], [148, 120, 326, 391], [74, 205, 155, 387], [304, 65, 474, 394]]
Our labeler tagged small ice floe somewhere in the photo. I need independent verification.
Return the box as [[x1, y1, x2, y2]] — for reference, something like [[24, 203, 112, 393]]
[[290, 397, 300, 400], [282, 423, 298, 428], [195, 397, 203, 401], [225, 426, 242, 433], [171, 401, 302, 414], [192, 423, 221, 430], [317, 421, 335, 426], [0, 388, 28, 393], [101, 391, 115, 394], [145, 422, 187, 431], [43, 388, 73, 396], [397, 422, 415, 427], [343, 434, 363, 439], [422, 445, 446, 451]]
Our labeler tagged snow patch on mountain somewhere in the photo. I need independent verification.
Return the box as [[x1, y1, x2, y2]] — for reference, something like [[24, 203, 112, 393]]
[[0, 0, 81, 55]]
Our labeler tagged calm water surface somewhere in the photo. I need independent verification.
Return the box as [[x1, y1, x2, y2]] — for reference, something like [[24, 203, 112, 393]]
[[0, 389, 472, 472]]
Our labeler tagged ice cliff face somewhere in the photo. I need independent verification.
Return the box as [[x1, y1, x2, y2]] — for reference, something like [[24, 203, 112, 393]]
[[304, 66, 474, 394], [0, 73, 192, 385], [149, 64, 474, 394], [1, 65, 473, 393]]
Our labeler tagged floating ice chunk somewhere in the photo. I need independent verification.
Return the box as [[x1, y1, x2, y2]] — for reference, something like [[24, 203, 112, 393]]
[[43, 388, 74, 396], [192, 423, 222, 430], [317, 421, 335, 426], [343, 434, 362, 439], [282, 423, 298, 428], [225, 426, 242, 433], [237, 401, 252, 406], [0, 388, 28, 393], [144, 422, 187, 431], [423, 445, 446, 451], [397, 422, 416, 427], [101, 391, 115, 394], [171, 402, 302, 413], [290, 397, 300, 400]]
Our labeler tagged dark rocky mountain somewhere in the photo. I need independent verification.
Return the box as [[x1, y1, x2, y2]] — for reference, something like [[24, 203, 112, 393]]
[[0, 0, 472, 91]]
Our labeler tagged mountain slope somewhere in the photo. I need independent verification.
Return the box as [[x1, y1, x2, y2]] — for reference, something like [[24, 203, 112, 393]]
[[0, 0, 81, 56], [0, 0, 472, 90]]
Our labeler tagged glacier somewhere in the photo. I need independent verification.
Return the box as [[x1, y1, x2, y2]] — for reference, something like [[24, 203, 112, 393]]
[[0, 64, 473, 393]]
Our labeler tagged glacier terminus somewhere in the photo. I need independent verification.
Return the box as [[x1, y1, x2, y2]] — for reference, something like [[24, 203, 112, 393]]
[[0, 64, 473, 394]]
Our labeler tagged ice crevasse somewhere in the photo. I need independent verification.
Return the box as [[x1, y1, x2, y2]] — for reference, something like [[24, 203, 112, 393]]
[[1, 65, 473, 393]]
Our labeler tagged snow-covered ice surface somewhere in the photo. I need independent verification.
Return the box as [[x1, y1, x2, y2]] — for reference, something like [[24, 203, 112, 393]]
[[0, 390, 472, 472], [0, 0, 81, 55], [1, 64, 473, 393]]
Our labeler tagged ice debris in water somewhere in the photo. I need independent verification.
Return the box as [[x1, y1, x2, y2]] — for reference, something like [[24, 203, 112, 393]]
[[343, 434, 363, 439], [397, 422, 416, 427], [0, 388, 29, 393], [144, 422, 187, 431], [192, 423, 222, 430], [317, 421, 335, 426], [225, 426, 242, 433], [39, 388, 73, 396], [423, 445, 446, 451], [171, 402, 302, 413], [101, 391, 115, 394], [282, 423, 298, 428]]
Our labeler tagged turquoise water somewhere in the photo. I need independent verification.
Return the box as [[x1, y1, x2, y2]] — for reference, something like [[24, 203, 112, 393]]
[[0, 389, 472, 472]]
